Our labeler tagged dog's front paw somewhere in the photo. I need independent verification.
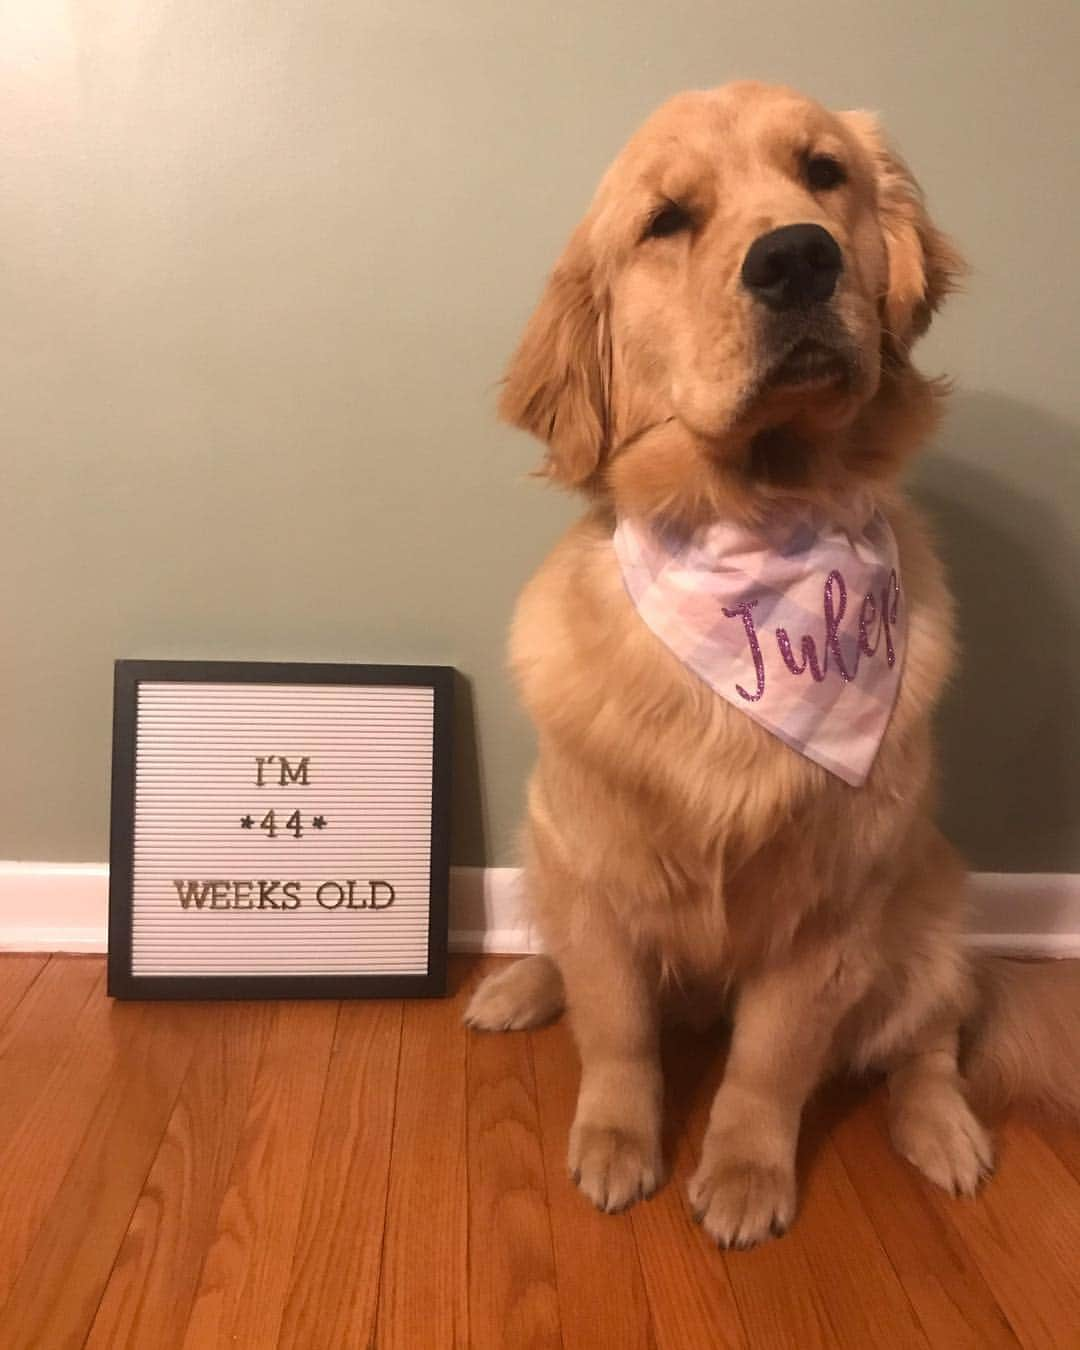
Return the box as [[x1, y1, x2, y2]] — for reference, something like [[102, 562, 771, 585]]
[[568, 1120, 663, 1214], [688, 1148, 796, 1249], [890, 1085, 995, 1197]]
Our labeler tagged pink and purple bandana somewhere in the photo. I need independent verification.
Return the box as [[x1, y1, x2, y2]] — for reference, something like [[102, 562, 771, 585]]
[[613, 506, 906, 786]]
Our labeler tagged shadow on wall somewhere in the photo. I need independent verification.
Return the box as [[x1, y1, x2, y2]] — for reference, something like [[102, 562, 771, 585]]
[[450, 671, 488, 868], [913, 391, 1080, 873]]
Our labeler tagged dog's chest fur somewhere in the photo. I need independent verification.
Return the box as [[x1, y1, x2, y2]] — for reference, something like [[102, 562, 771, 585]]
[[511, 496, 956, 977]]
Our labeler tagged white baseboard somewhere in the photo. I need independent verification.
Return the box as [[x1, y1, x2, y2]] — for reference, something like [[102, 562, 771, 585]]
[[963, 872, 1080, 957], [0, 862, 1078, 959], [0, 863, 111, 953], [441, 867, 539, 954]]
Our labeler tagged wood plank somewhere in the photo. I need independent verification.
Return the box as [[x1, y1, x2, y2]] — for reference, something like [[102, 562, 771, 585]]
[[1037, 1113, 1080, 1188], [179, 1002, 339, 1350], [375, 963, 474, 1350], [830, 1084, 1020, 1349], [639, 1029, 929, 1350], [0, 999, 207, 1349], [0, 955, 100, 1137], [734, 1127, 929, 1350], [467, 1007, 560, 1350], [0, 954, 1074, 1349], [926, 1115, 1080, 1350], [84, 1001, 274, 1350], [689, 1083, 929, 1350], [630, 1025, 746, 1350], [530, 1016, 655, 1350], [0, 958, 138, 1302], [277, 1000, 404, 1350], [0, 954, 49, 1033], [700, 1137, 839, 1350]]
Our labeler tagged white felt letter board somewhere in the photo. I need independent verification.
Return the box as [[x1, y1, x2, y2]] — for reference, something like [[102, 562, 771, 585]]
[[108, 661, 453, 999]]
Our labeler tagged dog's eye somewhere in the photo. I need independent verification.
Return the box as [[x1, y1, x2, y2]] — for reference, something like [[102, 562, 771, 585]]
[[805, 154, 847, 191], [643, 201, 691, 240]]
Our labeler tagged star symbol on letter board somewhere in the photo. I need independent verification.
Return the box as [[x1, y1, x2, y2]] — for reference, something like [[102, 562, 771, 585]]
[[312, 815, 327, 830], [240, 815, 254, 829]]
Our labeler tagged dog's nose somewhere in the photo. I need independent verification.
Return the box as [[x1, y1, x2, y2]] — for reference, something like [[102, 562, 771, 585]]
[[741, 224, 843, 310]]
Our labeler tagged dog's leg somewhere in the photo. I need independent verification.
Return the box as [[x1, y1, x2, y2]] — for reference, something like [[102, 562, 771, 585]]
[[560, 913, 664, 1214], [887, 1024, 995, 1196], [689, 942, 869, 1248], [464, 955, 565, 1031]]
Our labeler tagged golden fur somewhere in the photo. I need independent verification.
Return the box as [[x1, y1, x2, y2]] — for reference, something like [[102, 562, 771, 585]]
[[466, 82, 1080, 1247]]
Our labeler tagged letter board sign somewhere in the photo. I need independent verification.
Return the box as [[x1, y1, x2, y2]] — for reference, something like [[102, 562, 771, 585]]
[[108, 660, 452, 999]]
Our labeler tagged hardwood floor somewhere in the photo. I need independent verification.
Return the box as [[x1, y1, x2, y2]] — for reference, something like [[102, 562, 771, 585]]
[[0, 954, 1078, 1349]]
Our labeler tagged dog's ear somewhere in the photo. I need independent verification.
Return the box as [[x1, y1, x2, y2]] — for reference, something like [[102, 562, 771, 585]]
[[499, 223, 610, 488], [841, 111, 966, 348]]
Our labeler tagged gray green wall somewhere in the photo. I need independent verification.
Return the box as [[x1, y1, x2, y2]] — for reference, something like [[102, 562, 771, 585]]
[[4, 2, 1078, 871]]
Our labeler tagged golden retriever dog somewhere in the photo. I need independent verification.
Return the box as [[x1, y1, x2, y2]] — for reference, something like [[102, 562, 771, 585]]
[[466, 81, 1080, 1248]]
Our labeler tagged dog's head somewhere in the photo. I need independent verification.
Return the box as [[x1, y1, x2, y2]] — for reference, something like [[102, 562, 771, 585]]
[[501, 83, 964, 523]]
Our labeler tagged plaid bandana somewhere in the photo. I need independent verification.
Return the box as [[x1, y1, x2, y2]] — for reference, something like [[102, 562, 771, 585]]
[[613, 505, 905, 786]]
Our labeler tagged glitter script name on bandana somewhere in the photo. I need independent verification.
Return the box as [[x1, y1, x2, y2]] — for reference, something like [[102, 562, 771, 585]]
[[613, 509, 906, 786]]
